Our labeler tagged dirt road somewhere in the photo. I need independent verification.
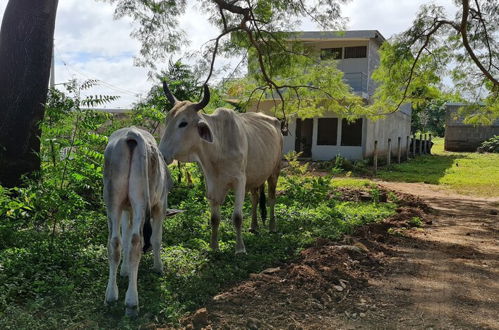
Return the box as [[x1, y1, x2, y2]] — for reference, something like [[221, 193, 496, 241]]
[[370, 181, 499, 330], [181, 182, 499, 329]]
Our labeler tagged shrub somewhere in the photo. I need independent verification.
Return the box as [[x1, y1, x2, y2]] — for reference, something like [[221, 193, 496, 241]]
[[477, 135, 499, 153]]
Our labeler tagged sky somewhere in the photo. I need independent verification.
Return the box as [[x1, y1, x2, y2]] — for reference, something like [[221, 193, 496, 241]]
[[0, 0, 458, 109]]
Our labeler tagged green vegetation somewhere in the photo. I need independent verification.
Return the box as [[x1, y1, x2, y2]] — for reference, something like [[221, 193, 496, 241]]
[[377, 138, 499, 197], [409, 217, 423, 228], [477, 135, 499, 153], [0, 167, 395, 329], [0, 86, 397, 329]]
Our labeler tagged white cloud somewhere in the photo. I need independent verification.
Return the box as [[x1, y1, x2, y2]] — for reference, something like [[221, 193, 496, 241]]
[[0, 0, 460, 108]]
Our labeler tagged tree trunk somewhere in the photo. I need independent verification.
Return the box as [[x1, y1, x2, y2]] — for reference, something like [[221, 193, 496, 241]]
[[0, 0, 59, 187]]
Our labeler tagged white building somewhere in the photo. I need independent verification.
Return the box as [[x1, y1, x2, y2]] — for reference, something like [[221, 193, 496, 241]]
[[249, 30, 412, 161]]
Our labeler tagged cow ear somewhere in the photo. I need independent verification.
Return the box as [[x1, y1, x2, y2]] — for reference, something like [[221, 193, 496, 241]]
[[165, 209, 184, 217], [197, 120, 213, 143]]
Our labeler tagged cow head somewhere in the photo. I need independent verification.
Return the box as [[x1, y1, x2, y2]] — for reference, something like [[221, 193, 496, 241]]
[[159, 82, 212, 164]]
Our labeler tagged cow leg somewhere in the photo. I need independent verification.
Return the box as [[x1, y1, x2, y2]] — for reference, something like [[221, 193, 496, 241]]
[[209, 200, 221, 250], [268, 172, 279, 233], [249, 188, 259, 233], [124, 206, 145, 317], [120, 210, 131, 277], [151, 206, 164, 275], [232, 180, 247, 254], [105, 205, 122, 304]]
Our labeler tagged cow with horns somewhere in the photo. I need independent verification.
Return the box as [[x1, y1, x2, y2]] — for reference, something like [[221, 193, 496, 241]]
[[103, 127, 181, 316], [159, 82, 283, 254]]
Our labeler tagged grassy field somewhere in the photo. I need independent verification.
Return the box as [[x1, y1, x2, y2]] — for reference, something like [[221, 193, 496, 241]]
[[376, 138, 499, 197], [0, 166, 396, 329]]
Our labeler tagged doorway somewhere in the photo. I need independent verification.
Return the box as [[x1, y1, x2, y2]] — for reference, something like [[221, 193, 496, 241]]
[[295, 118, 313, 157]]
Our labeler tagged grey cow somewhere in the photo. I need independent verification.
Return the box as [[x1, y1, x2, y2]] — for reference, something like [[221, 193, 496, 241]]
[[159, 83, 283, 254], [103, 127, 179, 316]]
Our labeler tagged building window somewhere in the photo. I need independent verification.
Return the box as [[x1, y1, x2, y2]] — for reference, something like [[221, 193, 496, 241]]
[[320, 48, 342, 60], [317, 118, 338, 145], [344, 46, 367, 59], [341, 118, 363, 146]]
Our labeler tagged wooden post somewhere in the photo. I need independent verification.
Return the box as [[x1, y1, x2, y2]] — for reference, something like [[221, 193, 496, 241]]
[[412, 133, 416, 157], [387, 138, 392, 166], [373, 140, 378, 174], [397, 137, 402, 164], [405, 135, 410, 160], [423, 133, 427, 154], [419, 133, 423, 155], [428, 133, 432, 154]]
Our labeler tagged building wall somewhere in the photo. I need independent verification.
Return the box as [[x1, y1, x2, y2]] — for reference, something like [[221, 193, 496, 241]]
[[364, 110, 412, 158], [282, 113, 364, 160], [445, 104, 499, 151], [367, 39, 381, 97]]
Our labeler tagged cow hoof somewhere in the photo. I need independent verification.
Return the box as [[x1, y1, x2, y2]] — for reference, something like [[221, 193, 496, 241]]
[[125, 305, 139, 318], [104, 298, 118, 306], [105, 285, 119, 304]]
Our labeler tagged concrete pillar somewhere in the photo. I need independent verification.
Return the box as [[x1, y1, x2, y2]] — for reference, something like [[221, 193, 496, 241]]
[[387, 138, 392, 166], [405, 135, 410, 160], [397, 136, 402, 164], [423, 133, 427, 154], [412, 133, 416, 157], [419, 133, 423, 155], [428, 134, 432, 154]]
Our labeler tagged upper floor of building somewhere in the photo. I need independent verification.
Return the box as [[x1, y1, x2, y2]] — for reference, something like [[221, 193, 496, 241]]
[[291, 30, 385, 99]]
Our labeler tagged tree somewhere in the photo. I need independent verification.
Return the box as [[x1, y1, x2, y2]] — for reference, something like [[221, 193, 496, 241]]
[[371, 0, 499, 122], [104, 0, 352, 119], [0, 0, 59, 187]]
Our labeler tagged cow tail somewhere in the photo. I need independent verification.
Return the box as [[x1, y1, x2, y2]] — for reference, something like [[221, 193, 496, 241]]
[[126, 131, 152, 253], [259, 184, 267, 223]]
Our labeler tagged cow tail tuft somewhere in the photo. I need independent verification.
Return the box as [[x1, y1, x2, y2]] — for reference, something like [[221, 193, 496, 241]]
[[142, 208, 152, 253], [259, 184, 267, 223]]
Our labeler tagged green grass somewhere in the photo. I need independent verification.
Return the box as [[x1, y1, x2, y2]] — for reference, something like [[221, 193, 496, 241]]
[[376, 138, 499, 197], [0, 170, 396, 329], [330, 177, 377, 190]]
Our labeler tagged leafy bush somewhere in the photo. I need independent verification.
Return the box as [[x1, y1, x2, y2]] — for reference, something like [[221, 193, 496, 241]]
[[477, 135, 499, 153]]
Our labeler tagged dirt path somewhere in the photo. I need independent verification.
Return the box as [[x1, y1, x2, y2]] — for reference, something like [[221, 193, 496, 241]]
[[370, 181, 499, 330], [180, 183, 499, 330]]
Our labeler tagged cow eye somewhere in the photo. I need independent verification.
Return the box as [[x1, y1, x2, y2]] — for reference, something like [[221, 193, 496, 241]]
[[178, 122, 188, 128]]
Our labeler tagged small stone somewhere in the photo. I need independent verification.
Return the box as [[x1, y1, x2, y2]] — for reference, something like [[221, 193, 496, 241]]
[[360, 312, 366, 318], [192, 308, 209, 328], [246, 318, 261, 330], [333, 285, 344, 292], [262, 267, 280, 274], [360, 298, 367, 304], [352, 313, 358, 318], [339, 279, 349, 288], [490, 210, 498, 215], [353, 242, 369, 252]]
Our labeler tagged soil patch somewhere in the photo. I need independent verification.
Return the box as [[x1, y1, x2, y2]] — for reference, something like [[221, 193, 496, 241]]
[[176, 192, 433, 329]]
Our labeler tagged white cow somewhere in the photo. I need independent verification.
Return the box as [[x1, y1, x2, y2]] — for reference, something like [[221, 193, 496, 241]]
[[159, 83, 283, 254], [103, 126, 179, 316]]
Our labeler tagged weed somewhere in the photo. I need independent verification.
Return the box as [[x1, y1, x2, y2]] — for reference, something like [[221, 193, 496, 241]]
[[408, 216, 423, 227]]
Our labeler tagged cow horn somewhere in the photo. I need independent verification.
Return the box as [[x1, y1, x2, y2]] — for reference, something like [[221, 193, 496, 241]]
[[194, 84, 210, 111], [162, 81, 178, 106]]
